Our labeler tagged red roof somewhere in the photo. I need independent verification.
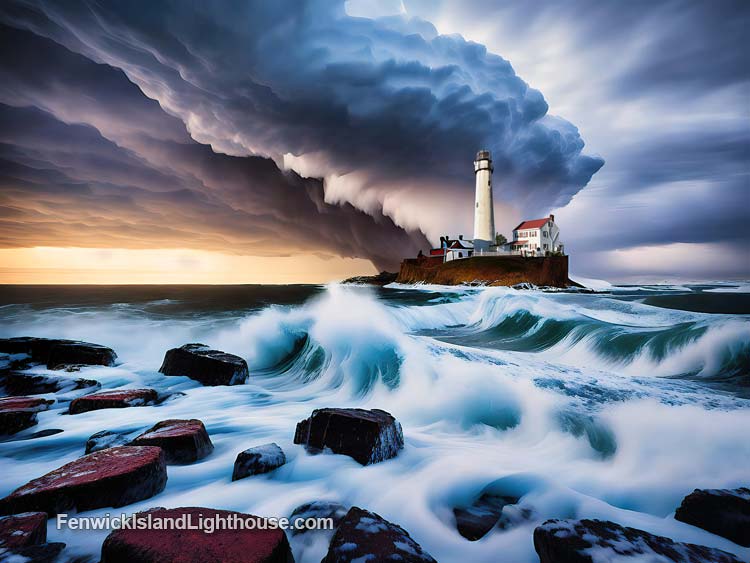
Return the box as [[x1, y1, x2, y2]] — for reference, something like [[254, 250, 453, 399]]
[[514, 218, 550, 231], [511, 240, 529, 245], [429, 248, 445, 256]]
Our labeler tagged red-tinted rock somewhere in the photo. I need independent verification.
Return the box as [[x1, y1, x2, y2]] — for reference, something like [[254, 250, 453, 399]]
[[100, 507, 293, 563], [69, 388, 158, 414], [159, 343, 249, 386], [534, 519, 742, 563], [130, 419, 214, 464], [322, 507, 435, 563], [0, 511, 47, 548], [0, 396, 54, 435], [0, 337, 117, 369], [0, 446, 167, 516], [293, 408, 403, 465], [3, 372, 100, 396], [675, 487, 750, 547]]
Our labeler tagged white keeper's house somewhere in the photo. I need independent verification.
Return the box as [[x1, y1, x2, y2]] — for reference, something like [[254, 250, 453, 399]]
[[510, 214, 563, 256]]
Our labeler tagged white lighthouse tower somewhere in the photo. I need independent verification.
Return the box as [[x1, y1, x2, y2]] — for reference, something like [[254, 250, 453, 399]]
[[473, 149, 495, 252]]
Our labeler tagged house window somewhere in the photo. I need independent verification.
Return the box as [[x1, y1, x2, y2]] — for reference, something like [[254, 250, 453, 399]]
[[543, 231, 548, 238], [544, 244, 548, 249]]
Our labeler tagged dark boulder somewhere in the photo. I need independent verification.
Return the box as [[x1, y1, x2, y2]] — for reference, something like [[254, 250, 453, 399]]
[[293, 408, 404, 465], [232, 443, 286, 481], [0, 446, 167, 516], [130, 419, 213, 464], [159, 343, 249, 386], [0, 337, 70, 363], [100, 507, 293, 563], [454, 493, 522, 541], [675, 487, 750, 547], [289, 501, 348, 536], [69, 388, 158, 414], [0, 396, 54, 435], [341, 271, 398, 286], [0, 542, 66, 563], [534, 518, 742, 563], [322, 506, 436, 563], [85, 429, 140, 454], [2, 372, 100, 396], [0, 337, 117, 369], [0, 511, 47, 548]]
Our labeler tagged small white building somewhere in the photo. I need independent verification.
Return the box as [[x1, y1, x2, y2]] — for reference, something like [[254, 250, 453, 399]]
[[510, 214, 563, 256], [431, 236, 474, 262]]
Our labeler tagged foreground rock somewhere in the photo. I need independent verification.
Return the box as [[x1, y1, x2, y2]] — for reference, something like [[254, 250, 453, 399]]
[[69, 388, 158, 414], [0, 337, 117, 369], [322, 507, 436, 563], [294, 408, 404, 465], [675, 487, 750, 547], [101, 507, 293, 563], [232, 443, 286, 481], [159, 343, 249, 386], [0, 446, 167, 515], [2, 371, 99, 396], [534, 519, 742, 563], [341, 271, 398, 286], [454, 493, 523, 541], [131, 419, 213, 464], [0, 396, 54, 435], [0, 511, 47, 548]]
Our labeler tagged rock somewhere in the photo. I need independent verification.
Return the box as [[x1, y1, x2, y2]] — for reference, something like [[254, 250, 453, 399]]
[[130, 419, 213, 464], [0, 511, 47, 548], [453, 493, 521, 541], [2, 371, 100, 396], [159, 343, 249, 386], [100, 507, 293, 563], [675, 487, 750, 547], [69, 388, 158, 414], [289, 501, 348, 536], [0, 396, 54, 435], [0, 446, 167, 516], [293, 408, 403, 465], [341, 271, 398, 286], [322, 506, 436, 563], [232, 443, 286, 481], [4, 428, 64, 442], [0, 542, 66, 563], [0, 337, 116, 369], [85, 429, 139, 454], [533, 519, 742, 563]]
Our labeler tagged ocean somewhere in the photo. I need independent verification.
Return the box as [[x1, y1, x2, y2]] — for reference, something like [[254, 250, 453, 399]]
[[0, 282, 749, 562]]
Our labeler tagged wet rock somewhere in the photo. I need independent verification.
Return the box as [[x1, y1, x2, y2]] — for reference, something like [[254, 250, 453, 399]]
[[0, 542, 66, 563], [69, 388, 158, 414], [454, 493, 522, 541], [232, 443, 286, 481], [0, 396, 54, 435], [0, 511, 47, 548], [130, 419, 213, 464], [533, 518, 742, 563], [2, 371, 100, 396], [0, 446, 167, 516], [159, 343, 249, 386], [4, 428, 64, 442], [322, 506, 436, 563], [0, 337, 71, 363], [341, 271, 398, 286], [100, 507, 293, 563], [47, 341, 117, 369], [85, 429, 139, 454], [293, 408, 404, 465], [675, 487, 750, 547], [289, 501, 348, 536]]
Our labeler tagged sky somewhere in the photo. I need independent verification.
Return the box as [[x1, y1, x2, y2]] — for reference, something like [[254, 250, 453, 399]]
[[0, 0, 748, 284]]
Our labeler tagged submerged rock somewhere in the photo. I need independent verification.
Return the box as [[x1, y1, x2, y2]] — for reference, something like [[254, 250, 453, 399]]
[[0, 542, 66, 563], [69, 388, 158, 414], [453, 493, 523, 541], [293, 408, 404, 465], [0, 396, 54, 435], [100, 507, 293, 563], [2, 372, 100, 396], [675, 487, 750, 547], [533, 518, 742, 563], [131, 419, 213, 464], [322, 506, 436, 563], [232, 443, 286, 481], [85, 429, 140, 454], [159, 343, 249, 386], [289, 501, 348, 536], [0, 446, 167, 515], [0, 511, 47, 548]]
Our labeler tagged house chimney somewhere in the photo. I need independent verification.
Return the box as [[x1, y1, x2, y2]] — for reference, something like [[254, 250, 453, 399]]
[[549, 214, 555, 222], [459, 234, 463, 240]]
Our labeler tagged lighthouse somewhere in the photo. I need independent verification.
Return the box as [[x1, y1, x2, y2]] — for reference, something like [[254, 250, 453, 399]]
[[473, 149, 495, 251]]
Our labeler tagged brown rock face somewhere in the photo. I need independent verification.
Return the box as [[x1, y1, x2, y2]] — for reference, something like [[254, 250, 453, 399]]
[[69, 388, 158, 414], [159, 343, 249, 386], [533, 519, 742, 563], [0, 396, 54, 435], [322, 507, 436, 563], [675, 487, 750, 547], [131, 419, 214, 464], [396, 255, 570, 287], [100, 507, 293, 563], [293, 408, 404, 465], [0, 446, 167, 516], [0, 511, 47, 548]]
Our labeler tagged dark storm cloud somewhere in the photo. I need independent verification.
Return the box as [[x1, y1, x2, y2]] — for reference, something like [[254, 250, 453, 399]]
[[0, 0, 603, 232]]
